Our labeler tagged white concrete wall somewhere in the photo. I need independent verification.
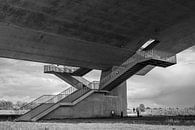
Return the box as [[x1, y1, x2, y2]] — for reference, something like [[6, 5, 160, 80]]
[[43, 93, 122, 119]]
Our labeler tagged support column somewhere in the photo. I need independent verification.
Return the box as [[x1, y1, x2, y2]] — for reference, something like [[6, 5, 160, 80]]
[[100, 69, 127, 116], [110, 82, 127, 116], [99, 50, 176, 116]]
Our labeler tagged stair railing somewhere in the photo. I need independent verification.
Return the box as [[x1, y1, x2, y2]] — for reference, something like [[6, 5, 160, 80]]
[[87, 81, 99, 90], [60, 86, 90, 103], [45, 86, 77, 103], [137, 50, 176, 63], [19, 95, 54, 110], [100, 49, 176, 87], [44, 65, 79, 74]]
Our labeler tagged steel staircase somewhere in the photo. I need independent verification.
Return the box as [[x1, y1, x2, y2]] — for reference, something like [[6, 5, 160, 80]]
[[16, 86, 77, 121], [19, 95, 54, 111], [16, 80, 99, 121], [100, 50, 176, 90], [44, 65, 91, 76], [44, 65, 91, 89], [31, 87, 94, 121]]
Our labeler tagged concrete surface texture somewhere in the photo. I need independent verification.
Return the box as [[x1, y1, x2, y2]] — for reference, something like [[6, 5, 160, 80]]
[[100, 70, 127, 116], [0, 0, 194, 69], [43, 92, 122, 119], [0, 122, 194, 130], [110, 82, 127, 116]]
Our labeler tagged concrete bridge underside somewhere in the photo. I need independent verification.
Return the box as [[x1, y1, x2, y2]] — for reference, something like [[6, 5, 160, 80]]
[[0, 0, 194, 120], [0, 0, 194, 69]]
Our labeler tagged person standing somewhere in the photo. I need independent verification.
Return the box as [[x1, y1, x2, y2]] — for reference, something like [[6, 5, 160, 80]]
[[136, 107, 140, 117], [133, 108, 135, 113]]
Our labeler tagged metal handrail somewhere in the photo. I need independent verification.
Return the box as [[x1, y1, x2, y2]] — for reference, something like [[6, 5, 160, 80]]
[[87, 81, 99, 90], [45, 86, 77, 103], [62, 87, 90, 103], [45, 83, 99, 104], [44, 65, 79, 73], [137, 50, 177, 63], [43, 65, 100, 103], [19, 95, 54, 110], [100, 50, 176, 86], [44, 65, 95, 89]]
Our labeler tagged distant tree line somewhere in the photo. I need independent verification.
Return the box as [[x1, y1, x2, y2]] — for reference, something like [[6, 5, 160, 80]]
[[0, 100, 28, 110]]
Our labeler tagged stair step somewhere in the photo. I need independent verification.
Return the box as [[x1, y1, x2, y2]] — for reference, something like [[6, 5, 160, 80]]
[[100, 50, 176, 91], [31, 89, 95, 121], [16, 103, 54, 121], [16, 87, 94, 121]]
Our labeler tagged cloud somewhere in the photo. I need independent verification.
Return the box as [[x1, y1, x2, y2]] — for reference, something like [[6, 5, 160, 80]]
[[0, 46, 195, 108], [0, 58, 102, 103], [127, 46, 195, 108], [0, 58, 68, 103]]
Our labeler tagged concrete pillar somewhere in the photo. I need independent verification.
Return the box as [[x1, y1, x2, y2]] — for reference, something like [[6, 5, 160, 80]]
[[110, 82, 127, 116], [100, 69, 127, 116]]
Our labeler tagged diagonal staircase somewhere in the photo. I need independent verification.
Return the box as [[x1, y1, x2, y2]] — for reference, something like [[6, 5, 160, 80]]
[[19, 95, 54, 111], [100, 50, 176, 90], [16, 79, 100, 121], [16, 86, 77, 121], [31, 87, 94, 121], [44, 65, 91, 89]]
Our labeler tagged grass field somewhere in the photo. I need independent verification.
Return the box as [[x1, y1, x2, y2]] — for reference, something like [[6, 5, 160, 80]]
[[0, 122, 195, 130]]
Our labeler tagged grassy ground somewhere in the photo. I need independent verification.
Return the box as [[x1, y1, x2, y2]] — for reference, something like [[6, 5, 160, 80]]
[[1, 116, 195, 129], [41, 116, 195, 126], [0, 121, 195, 130]]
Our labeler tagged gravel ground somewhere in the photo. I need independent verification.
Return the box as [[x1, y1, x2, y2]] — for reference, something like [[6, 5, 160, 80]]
[[0, 122, 195, 130]]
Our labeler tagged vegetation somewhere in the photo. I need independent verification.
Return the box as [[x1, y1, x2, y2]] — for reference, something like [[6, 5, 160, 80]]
[[0, 100, 27, 110], [139, 104, 145, 112], [0, 121, 194, 130]]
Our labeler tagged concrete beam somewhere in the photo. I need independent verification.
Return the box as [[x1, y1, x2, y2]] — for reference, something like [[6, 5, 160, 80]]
[[54, 73, 84, 90], [0, 22, 131, 70], [100, 69, 127, 116], [71, 68, 92, 76]]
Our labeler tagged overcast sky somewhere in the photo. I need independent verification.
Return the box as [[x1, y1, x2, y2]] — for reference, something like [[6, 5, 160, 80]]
[[0, 46, 195, 108]]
